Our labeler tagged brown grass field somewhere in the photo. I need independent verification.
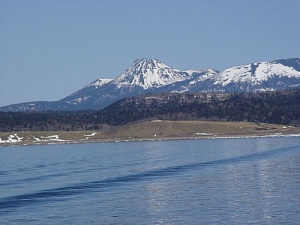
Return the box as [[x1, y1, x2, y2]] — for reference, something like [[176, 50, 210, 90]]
[[1, 120, 299, 146]]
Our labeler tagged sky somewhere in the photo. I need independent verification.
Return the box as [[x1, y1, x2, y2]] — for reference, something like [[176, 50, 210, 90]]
[[1, 0, 299, 107]]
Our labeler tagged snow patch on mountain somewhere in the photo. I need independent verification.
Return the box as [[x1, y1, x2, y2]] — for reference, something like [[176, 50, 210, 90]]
[[255, 62, 300, 80], [72, 96, 89, 104], [88, 79, 113, 88], [214, 60, 300, 86], [193, 69, 219, 81]]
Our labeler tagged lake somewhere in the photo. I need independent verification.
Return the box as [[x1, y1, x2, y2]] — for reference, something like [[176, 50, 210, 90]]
[[0, 137, 300, 224]]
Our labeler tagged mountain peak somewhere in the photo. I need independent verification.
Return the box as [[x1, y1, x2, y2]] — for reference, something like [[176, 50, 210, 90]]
[[113, 58, 191, 89], [131, 58, 171, 71], [213, 57, 300, 87], [133, 58, 161, 63]]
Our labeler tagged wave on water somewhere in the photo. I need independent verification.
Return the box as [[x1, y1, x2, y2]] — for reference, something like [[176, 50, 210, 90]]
[[0, 144, 299, 213]]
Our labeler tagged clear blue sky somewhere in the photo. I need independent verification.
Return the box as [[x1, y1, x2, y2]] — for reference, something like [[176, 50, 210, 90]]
[[1, 0, 299, 107]]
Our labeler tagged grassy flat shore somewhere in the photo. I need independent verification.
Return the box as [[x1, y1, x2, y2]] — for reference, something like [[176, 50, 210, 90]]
[[1, 120, 300, 146]]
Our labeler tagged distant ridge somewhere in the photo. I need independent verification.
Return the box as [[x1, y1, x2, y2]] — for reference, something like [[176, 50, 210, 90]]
[[1, 57, 300, 112]]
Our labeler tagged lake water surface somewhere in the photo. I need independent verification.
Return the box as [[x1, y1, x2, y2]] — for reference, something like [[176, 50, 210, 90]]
[[1, 137, 300, 224]]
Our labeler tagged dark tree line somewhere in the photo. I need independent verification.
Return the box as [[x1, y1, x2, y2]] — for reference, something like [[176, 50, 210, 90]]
[[100, 89, 300, 126], [1, 89, 300, 132]]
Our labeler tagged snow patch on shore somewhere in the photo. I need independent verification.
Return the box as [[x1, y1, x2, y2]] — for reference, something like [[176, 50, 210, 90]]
[[83, 132, 97, 137], [33, 135, 69, 142], [83, 132, 98, 140], [0, 134, 23, 143], [196, 133, 211, 136]]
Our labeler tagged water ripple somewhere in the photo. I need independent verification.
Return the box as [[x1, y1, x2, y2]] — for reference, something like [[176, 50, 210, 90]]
[[0, 144, 298, 213]]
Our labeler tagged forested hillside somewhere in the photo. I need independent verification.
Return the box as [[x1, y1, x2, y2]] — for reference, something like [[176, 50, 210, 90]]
[[101, 90, 300, 126], [1, 89, 299, 132]]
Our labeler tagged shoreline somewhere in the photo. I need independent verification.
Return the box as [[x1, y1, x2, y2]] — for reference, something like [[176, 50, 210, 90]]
[[1, 133, 300, 148], [1, 120, 300, 147]]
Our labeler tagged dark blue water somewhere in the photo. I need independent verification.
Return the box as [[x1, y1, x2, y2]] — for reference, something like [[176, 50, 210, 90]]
[[0, 137, 300, 224]]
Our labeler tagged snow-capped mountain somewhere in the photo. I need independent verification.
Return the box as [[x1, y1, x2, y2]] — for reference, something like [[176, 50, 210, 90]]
[[210, 58, 300, 92], [161, 58, 300, 93], [58, 59, 198, 109], [112, 58, 191, 89], [1, 58, 300, 112]]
